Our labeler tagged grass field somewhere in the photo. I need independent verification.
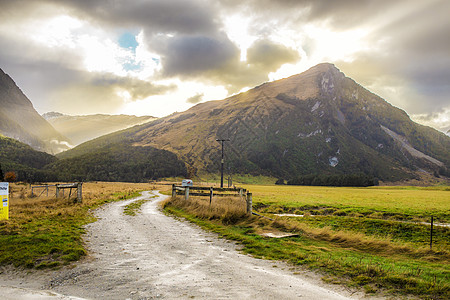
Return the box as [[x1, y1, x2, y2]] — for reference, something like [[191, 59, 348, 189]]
[[247, 185, 450, 222], [0, 182, 151, 268], [165, 184, 450, 299], [1, 181, 448, 298]]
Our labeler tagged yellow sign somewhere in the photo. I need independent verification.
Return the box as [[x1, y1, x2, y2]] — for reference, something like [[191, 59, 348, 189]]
[[0, 182, 9, 220]]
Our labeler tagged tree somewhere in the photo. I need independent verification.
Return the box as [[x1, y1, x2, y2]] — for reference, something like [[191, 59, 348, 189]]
[[4, 171, 17, 182], [0, 163, 3, 181]]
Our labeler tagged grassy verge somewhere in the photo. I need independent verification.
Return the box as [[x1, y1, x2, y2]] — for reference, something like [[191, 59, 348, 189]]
[[123, 195, 157, 216], [163, 194, 449, 299], [0, 182, 149, 269]]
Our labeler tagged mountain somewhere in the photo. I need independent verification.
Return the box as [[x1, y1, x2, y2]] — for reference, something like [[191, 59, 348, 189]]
[[0, 68, 71, 154], [0, 135, 58, 182], [59, 63, 450, 182], [42, 112, 156, 146]]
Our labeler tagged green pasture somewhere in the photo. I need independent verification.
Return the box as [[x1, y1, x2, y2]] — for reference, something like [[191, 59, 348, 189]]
[[245, 185, 450, 222]]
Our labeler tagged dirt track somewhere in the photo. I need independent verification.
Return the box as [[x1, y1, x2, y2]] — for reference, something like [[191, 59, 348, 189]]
[[0, 191, 364, 299]]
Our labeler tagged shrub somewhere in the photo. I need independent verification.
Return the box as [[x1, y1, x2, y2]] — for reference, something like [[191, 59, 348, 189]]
[[4, 171, 17, 182]]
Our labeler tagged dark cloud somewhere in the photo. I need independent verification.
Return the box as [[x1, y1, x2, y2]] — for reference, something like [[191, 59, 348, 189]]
[[159, 33, 240, 77], [219, 0, 412, 29], [186, 93, 204, 104], [44, 0, 219, 35], [92, 74, 177, 100], [155, 36, 300, 92]]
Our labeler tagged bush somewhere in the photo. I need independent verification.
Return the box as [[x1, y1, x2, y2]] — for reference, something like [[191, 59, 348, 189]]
[[4, 171, 17, 182]]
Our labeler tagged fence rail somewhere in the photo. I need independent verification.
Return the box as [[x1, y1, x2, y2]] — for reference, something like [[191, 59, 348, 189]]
[[171, 184, 252, 214], [31, 183, 83, 203]]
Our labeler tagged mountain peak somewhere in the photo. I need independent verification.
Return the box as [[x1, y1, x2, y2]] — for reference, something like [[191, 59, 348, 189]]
[[252, 62, 344, 101]]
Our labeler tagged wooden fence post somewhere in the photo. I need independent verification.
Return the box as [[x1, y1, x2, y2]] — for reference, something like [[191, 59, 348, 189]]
[[56, 186, 60, 198], [246, 192, 252, 215], [172, 184, 176, 198], [430, 216, 434, 250], [185, 187, 189, 200], [76, 182, 82, 203], [209, 187, 213, 206]]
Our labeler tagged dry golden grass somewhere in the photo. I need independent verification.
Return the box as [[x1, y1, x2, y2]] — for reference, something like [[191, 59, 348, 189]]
[[165, 195, 249, 225], [1, 181, 160, 268], [270, 217, 444, 258], [7, 182, 152, 222]]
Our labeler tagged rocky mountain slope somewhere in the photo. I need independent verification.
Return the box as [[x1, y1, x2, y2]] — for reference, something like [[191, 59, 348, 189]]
[[43, 112, 156, 146], [0, 68, 70, 154], [59, 63, 450, 182]]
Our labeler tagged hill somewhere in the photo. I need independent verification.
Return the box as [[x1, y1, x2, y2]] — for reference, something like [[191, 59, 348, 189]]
[[0, 68, 70, 154], [0, 135, 58, 182], [43, 112, 156, 146], [0, 132, 187, 183], [48, 141, 187, 182], [58, 63, 450, 182]]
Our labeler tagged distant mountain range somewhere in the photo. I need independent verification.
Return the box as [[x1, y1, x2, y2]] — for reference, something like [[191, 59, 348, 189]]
[[59, 63, 450, 182], [0, 68, 71, 154], [42, 112, 156, 146]]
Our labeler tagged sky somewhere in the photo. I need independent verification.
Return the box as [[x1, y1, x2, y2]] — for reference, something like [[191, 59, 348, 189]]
[[0, 0, 449, 134]]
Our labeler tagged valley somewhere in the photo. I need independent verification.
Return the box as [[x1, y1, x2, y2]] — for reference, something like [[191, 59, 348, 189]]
[[0, 64, 449, 299]]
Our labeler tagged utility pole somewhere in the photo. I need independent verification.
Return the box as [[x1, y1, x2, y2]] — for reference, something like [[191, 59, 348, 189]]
[[216, 139, 230, 188]]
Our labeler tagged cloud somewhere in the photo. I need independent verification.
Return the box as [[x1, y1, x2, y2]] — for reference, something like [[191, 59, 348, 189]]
[[47, 72, 176, 114], [412, 108, 450, 135], [247, 39, 299, 69], [186, 93, 204, 104], [336, 0, 450, 117], [154, 35, 300, 92], [0, 0, 448, 132], [92, 74, 177, 100], [219, 0, 415, 29], [43, 0, 219, 36], [159, 33, 240, 77]]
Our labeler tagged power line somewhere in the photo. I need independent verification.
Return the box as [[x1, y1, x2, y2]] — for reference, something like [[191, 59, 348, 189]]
[[216, 139, 230, 188]]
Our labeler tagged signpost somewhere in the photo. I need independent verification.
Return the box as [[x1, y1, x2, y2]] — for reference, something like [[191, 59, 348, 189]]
[[0, 182, 9, 220]]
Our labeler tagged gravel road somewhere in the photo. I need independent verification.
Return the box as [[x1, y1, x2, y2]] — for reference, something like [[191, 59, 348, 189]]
[[0, 191, 363, 299]]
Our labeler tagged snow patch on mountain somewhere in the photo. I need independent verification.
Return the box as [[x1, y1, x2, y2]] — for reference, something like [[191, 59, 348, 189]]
[[311, 101, 321, 112], [329, 157, 339, 167]]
